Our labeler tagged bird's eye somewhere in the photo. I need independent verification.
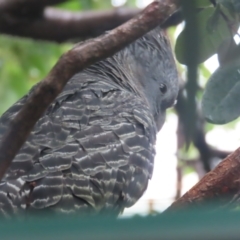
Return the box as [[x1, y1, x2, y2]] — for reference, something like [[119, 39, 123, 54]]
[[159, 84, 167, 94]]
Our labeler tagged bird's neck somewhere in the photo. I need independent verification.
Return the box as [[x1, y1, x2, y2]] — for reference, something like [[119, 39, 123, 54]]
[[84, 54, 148, 101]]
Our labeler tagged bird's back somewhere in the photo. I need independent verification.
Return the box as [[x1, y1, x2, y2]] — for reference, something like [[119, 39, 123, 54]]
[[0, 72, 157, 217]]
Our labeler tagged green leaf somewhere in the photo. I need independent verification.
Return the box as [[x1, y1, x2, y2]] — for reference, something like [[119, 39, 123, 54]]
[[196, 0, 211, 7], [216, 0, 240, 13], [175, 7, 231, 64], [57, 1, 81, 10], [0, 35, 71, 114], [232, 0, 240, 12], [202, 60, 240, 124]]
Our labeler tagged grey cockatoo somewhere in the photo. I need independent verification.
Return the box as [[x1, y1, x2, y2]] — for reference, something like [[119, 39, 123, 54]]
[[0, 26, 178, 217]]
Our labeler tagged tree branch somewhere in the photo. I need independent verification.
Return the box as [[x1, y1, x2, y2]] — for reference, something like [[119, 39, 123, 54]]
[[0, 0, 68, 12], [0, 7, 140, 42], [166, 146, 240, 212], [175, 86, 231, 173], [0, 0, 180, 180]]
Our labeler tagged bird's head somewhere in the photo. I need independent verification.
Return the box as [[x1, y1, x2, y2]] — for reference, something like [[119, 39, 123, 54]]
[[87, 26, 179, 131], [127, 26, 179, 130]]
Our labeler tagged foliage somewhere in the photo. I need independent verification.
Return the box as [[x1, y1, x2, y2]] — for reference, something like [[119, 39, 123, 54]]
[[0, 0, 113, 115], [175, 7, 231, 64], [0, 37, 71, 114], [175, 0, 240, 125], [202, 60, 240, 124]]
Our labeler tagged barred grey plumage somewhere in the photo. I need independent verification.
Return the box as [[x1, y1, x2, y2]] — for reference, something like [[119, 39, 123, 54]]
[[0, 26, 178, 217]]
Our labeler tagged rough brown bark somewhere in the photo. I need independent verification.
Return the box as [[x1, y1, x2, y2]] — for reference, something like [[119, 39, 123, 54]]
[[166, 147, 240, 211], [0, 0, 180, 180]]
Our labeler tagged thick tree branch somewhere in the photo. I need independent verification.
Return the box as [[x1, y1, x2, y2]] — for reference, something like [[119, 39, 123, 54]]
[[0, 0, 68, 12], [0, 8, 140, 42], [166, 147, 240, 212], [0, 0, 180, 180]]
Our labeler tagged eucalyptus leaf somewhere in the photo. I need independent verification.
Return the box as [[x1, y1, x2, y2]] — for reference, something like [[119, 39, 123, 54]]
[[202, 61, 240, 124], [175, 7, 231, 64]]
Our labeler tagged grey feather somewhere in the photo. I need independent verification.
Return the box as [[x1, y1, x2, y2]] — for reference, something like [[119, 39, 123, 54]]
[[0, 26, 178, 217]]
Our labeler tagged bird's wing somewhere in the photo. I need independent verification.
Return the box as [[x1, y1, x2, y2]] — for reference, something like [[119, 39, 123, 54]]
[[0, 76, 156, 216]]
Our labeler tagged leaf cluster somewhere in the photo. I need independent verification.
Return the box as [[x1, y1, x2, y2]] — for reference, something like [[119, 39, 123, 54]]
[[176, 0, 240, 125]]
